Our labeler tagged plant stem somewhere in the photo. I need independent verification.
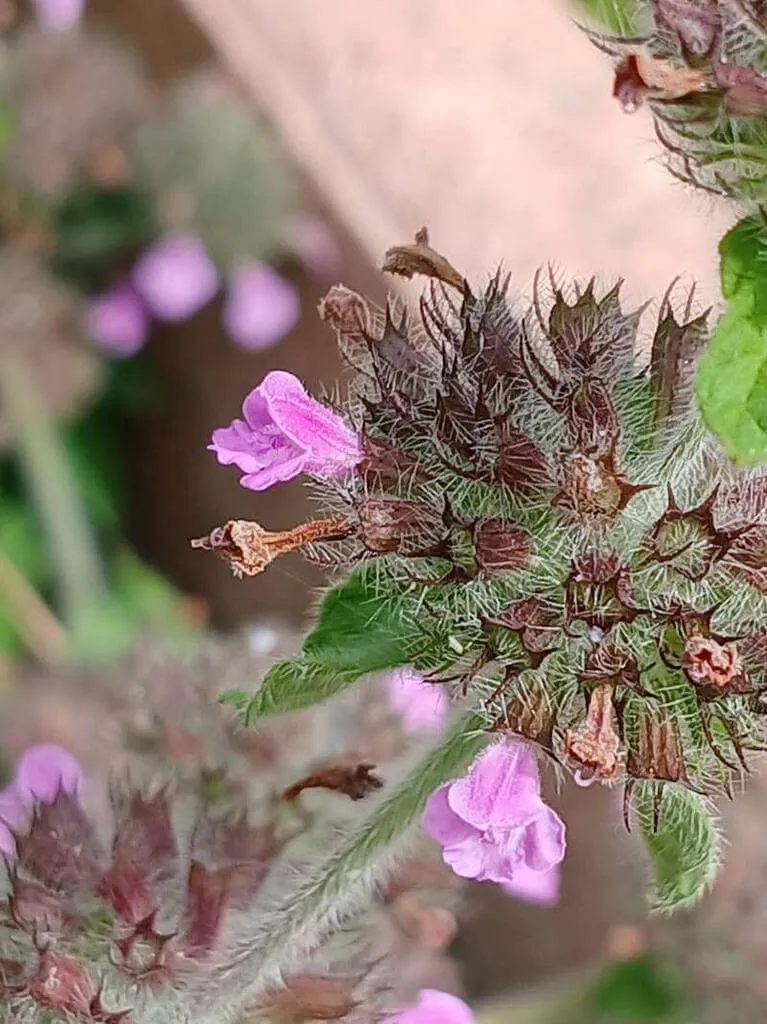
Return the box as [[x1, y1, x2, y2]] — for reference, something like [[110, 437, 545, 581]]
[[0, 550, 69, 667], [0, 355, 104, 630]]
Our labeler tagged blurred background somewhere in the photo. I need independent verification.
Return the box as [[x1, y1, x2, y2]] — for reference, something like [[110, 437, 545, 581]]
[[0, 0, 740, 1014]]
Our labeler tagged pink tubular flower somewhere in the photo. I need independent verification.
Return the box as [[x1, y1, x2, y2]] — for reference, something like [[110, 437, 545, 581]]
[[387, 667, 447, 733], [423, 739, 566, 887], [208, 370, 362, 491], [85, 283, 148, 358], [384, 989, 474, 1024], [32, 0, 85, 29], [132, 233, 218, 323], [223, 263, 300, 351], [0, 745, 84, 857]]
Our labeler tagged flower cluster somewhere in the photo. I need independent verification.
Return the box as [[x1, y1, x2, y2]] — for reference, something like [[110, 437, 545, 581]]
[[199, 232, 767, 835]]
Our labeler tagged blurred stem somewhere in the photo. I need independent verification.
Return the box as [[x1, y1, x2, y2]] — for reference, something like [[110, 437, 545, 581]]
[[0, 355, 104, 630], [0, 551, 70, 667], [475, 969, 597, 1024]]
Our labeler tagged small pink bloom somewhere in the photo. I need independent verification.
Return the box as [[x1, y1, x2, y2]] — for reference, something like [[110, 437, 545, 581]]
[[85, 284, 148, 358], [13, 745, 83, 806], [0, 745, 83, 858], [423, 739, 566, 887], [385, 989, 474, 1024], [132, 234, 218, 322], [501, 862, 560, 905], [208, 370, 362, 491], [388, 667, 447, 733], [223, 263, 300, 351], [31, 0, 85, 29], [288, 214, 343, 278]]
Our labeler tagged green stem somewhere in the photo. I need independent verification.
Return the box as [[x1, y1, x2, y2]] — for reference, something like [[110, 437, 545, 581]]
[[0, 356, 104, 630]]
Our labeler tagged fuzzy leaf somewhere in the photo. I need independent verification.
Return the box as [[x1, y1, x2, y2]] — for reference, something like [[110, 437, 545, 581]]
[[573, 0, 638, 32], [223, 571, 411, 720], [697, 216, 767, 465], [633, 785, 720, 912], [221, 710, 486, 1005]]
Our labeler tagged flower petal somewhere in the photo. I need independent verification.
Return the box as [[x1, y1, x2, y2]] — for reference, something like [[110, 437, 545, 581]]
[[132, 234, 218, 322], [85, 284, 148, 358], [255, 371, 362, 475], [32, 0, 85, 29], [13, 745, 83, 806], [519, 804, 567, 872], [387, 667, 447, 732], [422, 784, 476, 848], [224, 264, 300, 351], [386, 989, 475, 1024], [501, 863, 560, 905], [447, 740, 541, 831]]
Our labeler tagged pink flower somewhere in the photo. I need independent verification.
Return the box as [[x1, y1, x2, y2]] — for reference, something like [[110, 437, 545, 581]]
[[288, 214, 343, 278], [501, 863, 560, 905], [31, 0, 85, 29], [385, 989, 474, 1024], [208, 370, 362, 490], [223, 263, 300, 351], [0, 745, 83, 857], [132, 234, 218, 322], [423, 739, 566, 887], [387, 667, 448, 733], [85, 284, 148, 358]]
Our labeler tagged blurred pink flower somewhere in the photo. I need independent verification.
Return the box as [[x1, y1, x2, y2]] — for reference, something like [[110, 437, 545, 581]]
[[0, 745, 83, 857], [387, 667, 447, 733], [208, 369, 362, 490], [423, 739, 566, 887], [32, 0, 85, 29], [223, 263, 300, 351], [288, 214, 343, 278], [384, 989, 474, 1024], [501, 862, 560, 905], [132, 233, 218, 322], [85, 283, 148, 358]]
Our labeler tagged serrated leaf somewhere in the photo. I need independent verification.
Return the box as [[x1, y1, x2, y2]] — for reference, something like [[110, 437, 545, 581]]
[[230, 571, 411, 720], [633, 784, 720, 912], [223, 710, 486, 1005], [697, 215, 767, 465]]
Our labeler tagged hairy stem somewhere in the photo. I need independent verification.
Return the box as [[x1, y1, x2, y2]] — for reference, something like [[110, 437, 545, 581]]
[[0, 550, 69, 666], [0, 356, 104, 630], [222, 709, 487, 1011]]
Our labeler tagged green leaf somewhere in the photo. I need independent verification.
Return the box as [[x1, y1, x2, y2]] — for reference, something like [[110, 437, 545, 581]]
[[223, 710, 487, 1008], [589, 955, 681, 1021], [633, 784, 720, 912], [226, 571, 411, 720], [52, 185, 155, 289], [572, 0, 638, 33], [697, 215, 767, 465]]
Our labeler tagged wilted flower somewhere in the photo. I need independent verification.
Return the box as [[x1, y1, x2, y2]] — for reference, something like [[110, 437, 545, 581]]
[[208, 369, 362, 490], [0, 744, 83, 856], [85, 283, 148, 357], [387, 667, 448, 733], [223, 262, 300, 350], [384, 988, 475, 1024], [423, 740, 566, 887], [31, 0, 85, 29], [132, 233, 218, 322]]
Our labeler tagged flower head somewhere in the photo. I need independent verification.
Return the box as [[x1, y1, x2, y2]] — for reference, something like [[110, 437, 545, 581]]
[[31, 0, 85, 29], [208, 370, 362, 491], [223, 263, 300, 350], [85, 283, 148, 357], [423, 740, 566, 886], [0, 744, 83, 857], [387, 667, 448, 733], [385, 989, 474, 1024], [132, 233, 218, 322]]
